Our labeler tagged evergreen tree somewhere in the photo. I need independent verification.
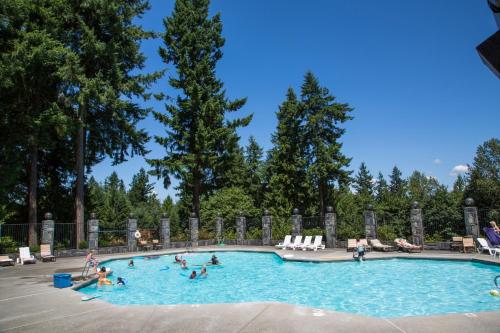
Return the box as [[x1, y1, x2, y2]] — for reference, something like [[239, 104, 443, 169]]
[[98, 172, 131, 229], [128, 168, 155, 205], [465, 138, 500, 210], [301, 71, 353, 220], [244, 136, 264, 207], [264, 88, 308, 216], [61, 0, 159, 247], [389, 166, 407, 195], [354, 162, 374, 198], [374, 172, 388, 201], [453, 174, 466, 193], [149, 0, 251, 218]]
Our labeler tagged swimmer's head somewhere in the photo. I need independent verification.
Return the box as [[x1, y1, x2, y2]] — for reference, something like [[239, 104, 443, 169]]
[[100, 266, 106, 272]]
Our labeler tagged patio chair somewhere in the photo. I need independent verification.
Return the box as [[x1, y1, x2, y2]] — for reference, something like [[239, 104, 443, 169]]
[[347, 239, 357, 252], [286, 236, 303, 250], [476, 238, 500, 256], [18, 247, 36, 264], [359, 239, 372, 252], [370, 239, 394, 252], [450, 237, 463, 252], [305, 235, 326, 251], [462, 237, 475, 253], [294, 235, 312, 250], [40, 244, 56, 262], [152, 239, 162, 250], [275, 235, 292, 249], [0, 256, 14, 266], [138, 240, 152, 251]]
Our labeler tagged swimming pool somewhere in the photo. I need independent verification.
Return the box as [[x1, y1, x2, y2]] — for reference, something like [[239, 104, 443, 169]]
[[77, 251, 500, 318]]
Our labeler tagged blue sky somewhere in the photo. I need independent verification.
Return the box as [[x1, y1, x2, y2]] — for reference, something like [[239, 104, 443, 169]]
[[92, 0, 499, 201]]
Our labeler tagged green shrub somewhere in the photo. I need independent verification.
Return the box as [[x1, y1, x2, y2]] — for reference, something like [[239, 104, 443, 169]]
[[376, 225, 398, 243], [302, 228, 324, 237], [199, 228, 214, 240], [224, 229, 237, 240], [0, 237, 18, 254], [30, 244, 40, 253], [245, 228, 262, 240], [78, 240, 88, 249]]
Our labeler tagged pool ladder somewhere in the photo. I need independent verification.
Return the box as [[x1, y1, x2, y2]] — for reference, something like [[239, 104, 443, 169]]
[[81, 261, 92, 280]]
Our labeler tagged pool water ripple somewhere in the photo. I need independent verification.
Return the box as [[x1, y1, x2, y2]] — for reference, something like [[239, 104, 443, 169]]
[[78, 251, 500, 318]]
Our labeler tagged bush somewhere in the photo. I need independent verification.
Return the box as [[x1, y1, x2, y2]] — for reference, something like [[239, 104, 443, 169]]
[[199, 228, 214, 240], [376, 225, 398, 243], [302, 228, 324, 237], [30, 244, 40, 253], [246, 228, 262, 240], [0, 237, 18, 254], [78, 240, 88, 249]]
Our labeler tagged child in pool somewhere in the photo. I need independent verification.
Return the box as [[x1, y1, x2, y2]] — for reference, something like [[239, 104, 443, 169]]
[[189, 270, 197, 279], [128, 259, 134, 267], [117, 277, 126, 286], [85, 250, 99, 273], [181, 259, 188, 270], [200, 266, 207, 277], [210, 255, 219, 265], [174, 255, 182, 263], [97, 267, 112, 286]]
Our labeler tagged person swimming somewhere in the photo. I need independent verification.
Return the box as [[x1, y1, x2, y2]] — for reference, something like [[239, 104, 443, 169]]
[[200, 266, 208, 277], [189, 270, 197, 279], [128, 259, 134, 267], [181, 259, 188, 270], [210, 255, 219, 265], [97, 266, 112, 286], [174, 255, 182, 263], [117, 277, 126, 286]]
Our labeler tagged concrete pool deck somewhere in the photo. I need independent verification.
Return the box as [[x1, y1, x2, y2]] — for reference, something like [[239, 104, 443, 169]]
[[1, 246, 500, 332]]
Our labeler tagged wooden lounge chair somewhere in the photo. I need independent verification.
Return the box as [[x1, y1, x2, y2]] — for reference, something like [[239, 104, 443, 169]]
[[138, 240, 152, 251], [359, 239, 372, 252], [462, 237, 475, 253], [0, 256, 14, 266], [370, 239, 395, 252], [347, 239, 357, 252], [18, 247, 36, 264], [40, 244, 56, 262], [394, 238, 422, 253], [450, 237, 463, 252]]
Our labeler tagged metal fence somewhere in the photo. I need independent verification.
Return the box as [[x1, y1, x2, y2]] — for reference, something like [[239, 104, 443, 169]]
[[0, 223, 42, 247]]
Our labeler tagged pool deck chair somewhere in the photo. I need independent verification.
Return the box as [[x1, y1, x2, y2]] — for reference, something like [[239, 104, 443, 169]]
[[370, 239, 394, 252], [275, 235, 292, 249], [0, 256, 14, 266], [451, 237, 464, 252], [462, 237, 475, 253], [294, 236, 312, 250], [286, 236, 303, 250], [347, 239, 357, 252], [40, 244, 56, 262], [395, 238, 422, 253], [19, 247, 36, 265], [152, 239, 162, 250], [139, 240, 152, 251], [305, 236, 325, 251], [476, 238, 499, 256], [359, 239, 372, 252]]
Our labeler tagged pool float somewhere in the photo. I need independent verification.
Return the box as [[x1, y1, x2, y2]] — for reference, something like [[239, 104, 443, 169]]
[[134, 230, 141, 239], [490, 290, 499, 297], [81, 295, 101, 301]]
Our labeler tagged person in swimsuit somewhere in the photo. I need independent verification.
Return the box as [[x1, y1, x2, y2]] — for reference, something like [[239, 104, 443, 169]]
[[117, 277, 126, 286], [85, 250, 99, 273], [200, 266, 208, 277], [181, 259, 188, 270], [189, 270, 197, 279], [353, 239, 365, 261], [210, 255, 219, 265], [175, 255, 182, 263], [97, 266, 112, 286], [128, 259, 134, 267]]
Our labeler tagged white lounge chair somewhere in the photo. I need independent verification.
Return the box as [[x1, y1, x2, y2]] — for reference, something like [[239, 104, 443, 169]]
[[286, 236, 303, 250], [275, 235, 292, 249], [294, 235, 312, 251], [305, 235, 326, 251], [476, 238, 499, 256], [19, 247, 36, 264]]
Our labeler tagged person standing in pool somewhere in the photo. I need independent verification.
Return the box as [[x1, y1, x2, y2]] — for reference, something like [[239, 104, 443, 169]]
[[200, 265, 208, 277], [181, 259, 188, 270], [128, 259, 134, 267], [210, 255, 219, 265], [175, 255, 182, 263], [189, 270, 197, 279]]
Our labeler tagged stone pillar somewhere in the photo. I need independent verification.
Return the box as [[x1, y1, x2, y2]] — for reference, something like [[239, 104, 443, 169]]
[[363, 205, 377, 240], [189, 212, 198, 247], [236, 213, 246, 245], [291, 208, 302, 236], [41, 212, 54, 248], [262, 209, 272, 246], [324, 206, 337, 248], [87, 213, 99, 250], [215, 214, 223, 243], [160, 213, 170, 249], [464, 198, 480, 238], [410, 201, 424, 246], [127, 213, 137, 252]]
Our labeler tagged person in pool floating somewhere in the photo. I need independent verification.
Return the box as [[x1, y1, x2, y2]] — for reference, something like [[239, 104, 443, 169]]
[[117, 277, 126, 286], [128, 259, 134, 267], [189, 270, 197, 279]]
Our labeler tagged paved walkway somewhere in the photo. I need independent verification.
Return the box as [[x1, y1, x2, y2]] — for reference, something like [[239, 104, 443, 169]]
[[1, 246, 499, 332]]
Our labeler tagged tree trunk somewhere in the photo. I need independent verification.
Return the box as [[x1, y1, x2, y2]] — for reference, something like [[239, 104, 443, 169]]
[[319, 180, 325, 225], [75, 105, 86, 248], [28, 143, 38, 247], [193, 174, 201, 218]]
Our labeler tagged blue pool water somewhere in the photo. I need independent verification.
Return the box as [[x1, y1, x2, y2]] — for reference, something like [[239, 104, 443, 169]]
[[78, 251, 500, 317]]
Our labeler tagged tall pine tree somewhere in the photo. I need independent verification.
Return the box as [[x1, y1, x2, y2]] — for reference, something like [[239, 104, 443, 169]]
[[301, 71, 353, 221], [149, 0, 251, 218]]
